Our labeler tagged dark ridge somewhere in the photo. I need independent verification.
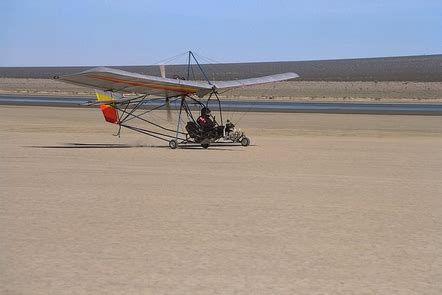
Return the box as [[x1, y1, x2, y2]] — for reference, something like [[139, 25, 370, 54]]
[[1, 54, 441, 82]]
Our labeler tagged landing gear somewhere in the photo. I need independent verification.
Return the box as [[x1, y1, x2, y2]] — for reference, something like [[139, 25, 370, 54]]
[[241, 137, 250, 147], [169, 139, 178, 149], [201, 143, 210, 149]]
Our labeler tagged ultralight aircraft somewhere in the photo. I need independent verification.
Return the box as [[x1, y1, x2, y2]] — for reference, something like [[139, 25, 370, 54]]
[[56, 51, 299, 149]]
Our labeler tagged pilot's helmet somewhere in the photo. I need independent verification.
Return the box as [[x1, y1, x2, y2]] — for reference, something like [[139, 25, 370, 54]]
[[201, 107, 211, 116]]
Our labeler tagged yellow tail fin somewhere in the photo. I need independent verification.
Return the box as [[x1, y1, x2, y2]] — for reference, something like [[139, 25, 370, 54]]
[[95, 90, 119, 124]]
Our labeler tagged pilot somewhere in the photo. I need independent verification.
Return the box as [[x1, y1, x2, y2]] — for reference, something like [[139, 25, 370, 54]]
[[197, 107, 215, 131], [197, 107, 224, 137]]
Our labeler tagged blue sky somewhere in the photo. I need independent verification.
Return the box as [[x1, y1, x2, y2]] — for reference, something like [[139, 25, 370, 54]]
[[1, 0, 441, 66]]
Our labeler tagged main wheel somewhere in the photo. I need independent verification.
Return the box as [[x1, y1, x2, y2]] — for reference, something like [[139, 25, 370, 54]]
[[201, 143, 209, 149], [240, 137, 250, 147], [169, 139, 178, 149]]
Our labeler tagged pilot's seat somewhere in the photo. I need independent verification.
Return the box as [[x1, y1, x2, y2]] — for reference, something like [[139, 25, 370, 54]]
[[185, 121, 203, 142]]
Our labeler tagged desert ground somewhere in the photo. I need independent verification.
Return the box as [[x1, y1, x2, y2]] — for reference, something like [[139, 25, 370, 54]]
[[1, 105, 442, 294]]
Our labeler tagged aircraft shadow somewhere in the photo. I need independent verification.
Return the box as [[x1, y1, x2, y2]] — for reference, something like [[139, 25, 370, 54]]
[[26, 143, 166, 149]]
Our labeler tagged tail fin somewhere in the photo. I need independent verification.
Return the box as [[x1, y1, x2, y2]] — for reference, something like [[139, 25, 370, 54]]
[[95, 90, 119, 124]]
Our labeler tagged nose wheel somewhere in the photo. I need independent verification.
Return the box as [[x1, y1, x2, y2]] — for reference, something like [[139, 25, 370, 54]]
[[240, 137, 250, 147]]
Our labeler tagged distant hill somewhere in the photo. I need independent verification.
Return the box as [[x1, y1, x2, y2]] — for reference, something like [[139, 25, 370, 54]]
[[1, 54, 441, 82]]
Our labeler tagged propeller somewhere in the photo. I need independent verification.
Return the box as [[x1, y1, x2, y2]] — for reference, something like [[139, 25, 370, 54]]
[[159, 64, 166, 78], [159, 64, 172, 121], [165, 97, 172, 122]]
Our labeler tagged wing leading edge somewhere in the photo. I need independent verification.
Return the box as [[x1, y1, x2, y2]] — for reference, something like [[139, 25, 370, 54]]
[[212, 72, 299, 90], [57, 67, 299, 98], [58, 67, 213, 98]]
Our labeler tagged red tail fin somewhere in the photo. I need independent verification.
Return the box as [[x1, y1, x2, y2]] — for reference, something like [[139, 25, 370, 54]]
[[95, 91, 119, 124]]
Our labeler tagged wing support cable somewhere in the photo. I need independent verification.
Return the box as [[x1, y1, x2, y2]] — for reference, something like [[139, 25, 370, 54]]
[[110, 95, 201, 143]]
